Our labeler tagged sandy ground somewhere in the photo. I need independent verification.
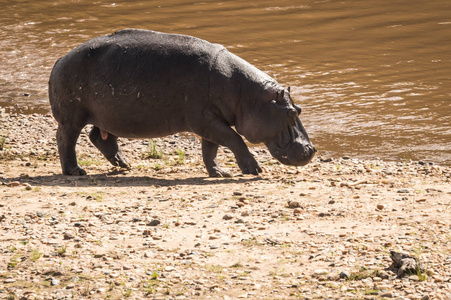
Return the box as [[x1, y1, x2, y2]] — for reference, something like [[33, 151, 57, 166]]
[[0, 110, 450, 300]]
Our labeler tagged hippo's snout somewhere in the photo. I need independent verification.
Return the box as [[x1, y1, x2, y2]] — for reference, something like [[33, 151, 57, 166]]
[[285, 142, 316, 166], [265, 140, 316, 167]]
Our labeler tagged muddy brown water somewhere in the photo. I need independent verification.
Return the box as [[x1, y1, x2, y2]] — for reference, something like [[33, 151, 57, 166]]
[[0, 0, 450, 165]]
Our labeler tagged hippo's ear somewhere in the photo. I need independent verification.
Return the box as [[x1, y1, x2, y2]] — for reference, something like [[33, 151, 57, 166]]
[[275, 89, 285, 103], [287, 86, 291, 93]]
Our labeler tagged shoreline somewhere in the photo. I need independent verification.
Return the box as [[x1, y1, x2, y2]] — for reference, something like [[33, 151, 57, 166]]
[[1, 111, 450, 299]]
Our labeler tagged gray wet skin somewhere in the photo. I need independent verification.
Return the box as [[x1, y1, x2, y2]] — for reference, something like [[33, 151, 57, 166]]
[[49, 29, 316, 177]]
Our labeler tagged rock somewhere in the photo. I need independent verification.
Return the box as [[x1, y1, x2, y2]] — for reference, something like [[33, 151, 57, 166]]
[[22, 182, 32, 190], [397, 189, 410, 193], [339, 271, 350, 279], [378, 270, 390, 279], [94, 251, 107, 258], [380, 292, 393, 298], [313, 269, 328, 277], [377, 204, 386, 210], [7, 181, 20, 187], [293, 208, 302, 215], [287, 201, 301, 208], [223, 214, 233, 220], [51, 279, 60, 286], [147, 219, 161, 226], [63, 231, 75, 240], [66, 283, 75, 289], [390, 251, 425, 277]]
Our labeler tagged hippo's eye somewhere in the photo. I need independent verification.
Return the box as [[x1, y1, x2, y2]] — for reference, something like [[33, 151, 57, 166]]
[[294, 104, 302, 115], [288, 108, 297, 118]]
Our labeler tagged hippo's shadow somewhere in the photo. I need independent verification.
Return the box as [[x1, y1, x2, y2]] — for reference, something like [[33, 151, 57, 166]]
[[3, 172, 264, 188]]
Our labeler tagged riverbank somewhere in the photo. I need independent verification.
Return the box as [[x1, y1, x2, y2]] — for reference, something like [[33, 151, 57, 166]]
[[1, 110, 450, 299]]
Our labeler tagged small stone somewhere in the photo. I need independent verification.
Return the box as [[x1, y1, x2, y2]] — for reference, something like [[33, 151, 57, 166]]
[[147, 219, 161, 226], [22, 183, 32, 190], [293, 208, 302, 215], [339, 271, 350, 279], [380, 292, 393, 298], [66, 283, 75, 289], [209, 245, 219, 249], [379, 270, 390, 279], [397, 189, 410, 193], [165, 266, 175, 272], [143, 229, 152, 236], [377, 204, 386, 210], [313, 269, 328, 276], [4, 278, 16, 283], [7, 181, 20, 187], [63, 232, 75, 240], [223, 214, 233, 220], [51, 279, 60, 286], [94, 251, 107, 258], [287, 201, 301, 208]]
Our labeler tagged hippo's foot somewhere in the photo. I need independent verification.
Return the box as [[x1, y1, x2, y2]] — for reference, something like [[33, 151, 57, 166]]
[[208, 166, 232, 178], [237, 156, 262, 175], [63, 166, 87, 176], [107, 153, 130, 169]]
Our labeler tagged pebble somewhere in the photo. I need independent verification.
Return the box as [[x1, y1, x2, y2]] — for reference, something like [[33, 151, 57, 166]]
[[147, 219, 161, 226], [339, 271, 350, 279], [1, 112, 450, 300], [377, 204, 386, 210], [51, 279, 60, 286], [223, 214, 233, 220], [287, 201, 301, 208]]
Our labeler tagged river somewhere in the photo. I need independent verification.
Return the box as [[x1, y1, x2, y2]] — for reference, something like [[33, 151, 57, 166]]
[[0, 0, 450, 165]]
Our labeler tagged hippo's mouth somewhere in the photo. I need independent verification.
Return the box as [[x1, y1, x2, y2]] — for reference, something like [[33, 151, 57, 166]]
[[265, 122, 315, 166]]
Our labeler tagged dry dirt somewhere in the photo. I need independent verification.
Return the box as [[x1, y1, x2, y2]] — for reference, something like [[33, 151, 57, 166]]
[[1, 110, 450, 300]]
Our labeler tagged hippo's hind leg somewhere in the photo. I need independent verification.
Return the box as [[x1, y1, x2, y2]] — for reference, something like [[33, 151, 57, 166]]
[[89, 126, 130, 168], [57, 124, 87, 176], [201, 138, 232, 177]]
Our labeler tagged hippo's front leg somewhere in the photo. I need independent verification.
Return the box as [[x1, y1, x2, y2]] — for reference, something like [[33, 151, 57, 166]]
[[197, 120, 262, 176]]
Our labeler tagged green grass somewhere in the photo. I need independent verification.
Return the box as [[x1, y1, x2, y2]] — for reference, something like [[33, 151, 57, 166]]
[[78, 154, 102, 166], [0, 134, 6, 151], [176, 149, 185, 165], [348, 267, 379, 281], [30, 249, 42, 262], [57, 244, 67, 256], [7, 255, 20, 269], [145, 140, 163, 159]]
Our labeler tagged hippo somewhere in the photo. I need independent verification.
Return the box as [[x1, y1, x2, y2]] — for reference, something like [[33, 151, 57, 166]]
[[49, 29, 315, 177]]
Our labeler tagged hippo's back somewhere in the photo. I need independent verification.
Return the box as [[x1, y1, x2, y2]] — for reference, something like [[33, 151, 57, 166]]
[[49, 29, 226, 133]]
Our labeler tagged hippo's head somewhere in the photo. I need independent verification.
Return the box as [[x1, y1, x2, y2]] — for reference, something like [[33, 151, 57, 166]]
[[236, 86, 316, 166]]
